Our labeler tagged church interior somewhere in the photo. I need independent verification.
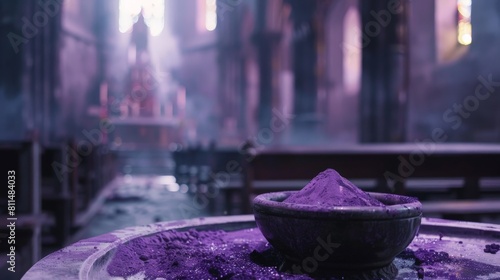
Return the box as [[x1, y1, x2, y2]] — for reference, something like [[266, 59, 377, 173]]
[[1, 0, 500, 278]]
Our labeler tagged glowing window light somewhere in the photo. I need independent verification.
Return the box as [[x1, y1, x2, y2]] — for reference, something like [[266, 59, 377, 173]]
[[119, 0, 165, 36], [343, 7, 361, 96], [143, 0, 165, 36], [457, 0, 472, 45], [119, 0, 142, 33], [458, 22, 472, 45], [205, 0, 217, 31]]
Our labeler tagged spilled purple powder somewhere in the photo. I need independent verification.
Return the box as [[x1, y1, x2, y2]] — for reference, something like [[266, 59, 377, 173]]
[[107, 228, 397, 279], [107, 228, 309, 279], [399, 248, 451, 279], [412, 248, 450, 265], [283, 169, 384, 207], [484, 243, 500, 254], [106, 228, 500, 279]]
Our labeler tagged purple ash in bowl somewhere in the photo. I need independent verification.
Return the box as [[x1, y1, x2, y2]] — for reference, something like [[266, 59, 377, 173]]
[[283, 169, 385, 207]]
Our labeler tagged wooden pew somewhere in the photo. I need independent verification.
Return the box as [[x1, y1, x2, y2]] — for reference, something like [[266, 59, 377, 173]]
[[208, 148, 246, 213], [242, 144, 500, 216], [172, 146, 245, 213]]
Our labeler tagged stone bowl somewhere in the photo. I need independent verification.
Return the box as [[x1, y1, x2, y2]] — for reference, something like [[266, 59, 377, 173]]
[[253, 191, 422, 270]]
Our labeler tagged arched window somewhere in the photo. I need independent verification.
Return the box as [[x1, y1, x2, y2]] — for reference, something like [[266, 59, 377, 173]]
[[435, 0, 471, 63], [457, 0, 472, 45], [119, 0, 165, 36], [197, 0, 217, 32], [342, 6, 361, 96]]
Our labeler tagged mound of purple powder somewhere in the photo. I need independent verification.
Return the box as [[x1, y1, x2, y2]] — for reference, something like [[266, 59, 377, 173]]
[[283, 169, 384, 207]]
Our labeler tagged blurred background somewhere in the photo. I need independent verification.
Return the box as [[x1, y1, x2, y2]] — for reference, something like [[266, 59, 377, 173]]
[[1, 0, 500, 277]]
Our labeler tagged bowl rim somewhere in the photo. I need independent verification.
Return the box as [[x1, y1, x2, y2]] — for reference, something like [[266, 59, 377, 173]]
[[253, 191, 422, 220]]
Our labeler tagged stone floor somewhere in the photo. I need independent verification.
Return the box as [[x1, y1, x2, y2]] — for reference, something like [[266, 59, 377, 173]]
[[72, 174, 237, 241]]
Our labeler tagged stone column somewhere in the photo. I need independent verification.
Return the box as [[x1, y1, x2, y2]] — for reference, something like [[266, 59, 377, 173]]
[[253, 0, 281, 131], [286, 0, 319, 143], [359, 0, 408, 142]]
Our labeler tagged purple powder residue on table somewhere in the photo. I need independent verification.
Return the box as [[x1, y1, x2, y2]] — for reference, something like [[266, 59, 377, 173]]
[[107, 228, 396, 279], [107, 228, 310, 279], [484, 243, 500, 254], [399, 247, 500, 279], [412, 248, 450, 265], [283, 169, 384, 207], [107, 228, 500, 279]]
